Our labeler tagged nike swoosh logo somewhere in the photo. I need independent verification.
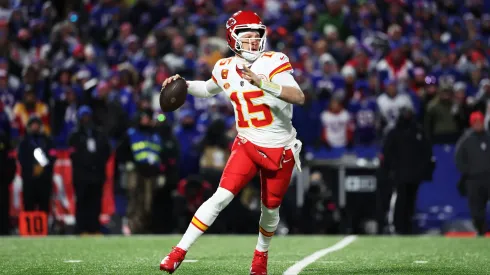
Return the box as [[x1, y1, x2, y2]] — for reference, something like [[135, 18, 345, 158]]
[[257, 150, 267, 158], [283, 158, 292, 163], [280, 56, 285, 60]]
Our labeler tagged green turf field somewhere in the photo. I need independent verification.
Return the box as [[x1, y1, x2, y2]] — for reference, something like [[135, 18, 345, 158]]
[[1, 235, 490, 274]]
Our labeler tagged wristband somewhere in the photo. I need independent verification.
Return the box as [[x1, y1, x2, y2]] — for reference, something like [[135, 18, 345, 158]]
[[260, 79, 282, 97]]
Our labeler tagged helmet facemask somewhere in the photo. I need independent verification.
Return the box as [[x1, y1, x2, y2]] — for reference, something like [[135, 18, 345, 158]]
[[231, 25, 267, 62]]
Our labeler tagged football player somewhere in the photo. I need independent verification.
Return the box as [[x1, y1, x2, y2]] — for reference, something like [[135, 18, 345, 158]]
[[159, 11, 305, 275]]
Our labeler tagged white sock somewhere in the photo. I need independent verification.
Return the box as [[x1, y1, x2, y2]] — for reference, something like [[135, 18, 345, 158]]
[[176, 187, 234, 250], [256, 204, 280, 252]]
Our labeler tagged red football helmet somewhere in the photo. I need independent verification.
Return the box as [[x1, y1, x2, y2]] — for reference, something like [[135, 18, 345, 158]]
[[225, 11, 267, 61]]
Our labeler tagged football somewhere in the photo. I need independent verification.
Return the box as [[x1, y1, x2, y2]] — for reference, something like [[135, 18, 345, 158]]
[[159, 77, 188, 112]]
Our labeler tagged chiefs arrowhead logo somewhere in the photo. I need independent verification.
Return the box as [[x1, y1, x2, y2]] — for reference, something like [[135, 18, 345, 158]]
[[226, 18, 236, 29]]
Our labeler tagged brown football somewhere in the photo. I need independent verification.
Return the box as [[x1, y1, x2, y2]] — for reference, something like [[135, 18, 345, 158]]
[[159, 77, 188, 112]]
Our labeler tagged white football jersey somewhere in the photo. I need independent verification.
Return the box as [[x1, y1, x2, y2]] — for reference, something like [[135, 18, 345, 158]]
[[377, 93, 413, 134], [211, 51, 297, 148], [320, 110, 351, 147]]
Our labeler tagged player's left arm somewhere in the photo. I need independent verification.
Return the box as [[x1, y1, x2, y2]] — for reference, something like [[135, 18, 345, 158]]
[[242, 65, 305, 105]]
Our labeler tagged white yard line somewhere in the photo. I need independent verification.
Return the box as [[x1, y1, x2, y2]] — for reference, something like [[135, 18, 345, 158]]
[[413, 260, 428, 264], [283, 235, 357, 275], [183, 260, 199, 263], [64, 260, 82, 263]]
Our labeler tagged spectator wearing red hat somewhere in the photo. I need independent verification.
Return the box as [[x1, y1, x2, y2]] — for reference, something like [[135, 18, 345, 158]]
[[470, 50, 488, 69], [454, 111, 490, 236]]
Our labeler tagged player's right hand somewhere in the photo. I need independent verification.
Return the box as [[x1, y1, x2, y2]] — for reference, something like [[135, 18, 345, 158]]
[[161, 74, 187, 89]]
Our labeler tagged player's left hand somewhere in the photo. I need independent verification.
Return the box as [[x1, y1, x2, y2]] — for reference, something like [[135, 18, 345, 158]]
[[242, 65, 261, 87]]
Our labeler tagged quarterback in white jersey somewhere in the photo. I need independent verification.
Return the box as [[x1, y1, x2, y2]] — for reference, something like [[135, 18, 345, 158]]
[[160, 11, 305, 275], [209, 51, 298, 147]]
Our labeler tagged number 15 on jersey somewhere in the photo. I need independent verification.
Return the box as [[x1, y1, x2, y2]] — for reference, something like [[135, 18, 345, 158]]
[[229, 90, 274, 128]]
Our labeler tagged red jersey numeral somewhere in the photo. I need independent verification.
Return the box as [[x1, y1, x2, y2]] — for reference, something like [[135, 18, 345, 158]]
[[219, 58, 232, 66], [230, 90, 274, 128], [262, 52, 274, 58], [230, 91, 249, 128]]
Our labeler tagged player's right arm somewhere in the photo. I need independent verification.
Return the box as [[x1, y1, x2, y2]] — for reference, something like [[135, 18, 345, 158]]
[[161, 74, 222, 98], [241, 53, 305, 105]]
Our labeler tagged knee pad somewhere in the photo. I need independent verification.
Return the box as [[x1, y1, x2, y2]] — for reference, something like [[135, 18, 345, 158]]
[[261, 203, 280, 215], [207, 187, 234, 211], [260, 203, 280, 230]]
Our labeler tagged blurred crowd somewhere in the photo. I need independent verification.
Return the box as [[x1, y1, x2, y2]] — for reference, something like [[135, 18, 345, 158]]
[[0, 0, 490, 234]]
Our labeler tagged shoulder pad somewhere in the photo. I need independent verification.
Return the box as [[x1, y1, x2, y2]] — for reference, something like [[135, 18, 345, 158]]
[[266, 52, 293, 80]]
